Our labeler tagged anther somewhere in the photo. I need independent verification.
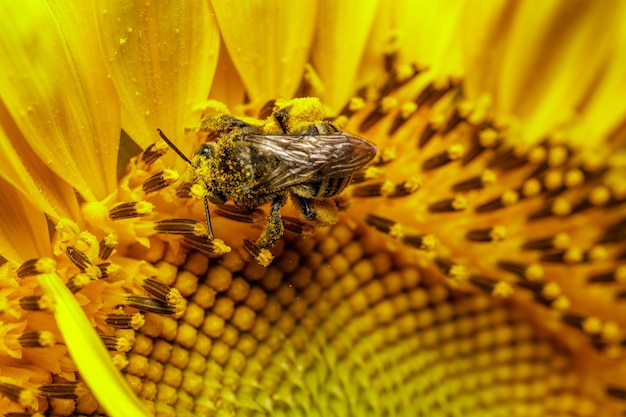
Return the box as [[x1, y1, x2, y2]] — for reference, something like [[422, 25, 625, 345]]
[[475, 190, 519, 213], [515, 280, 560, 300], [18, 331, 56, 348], [282, 216, 316, 238], [153, 218, 207, 236], [0, 383, 38, 408], [350, 166, 383, 184], [434, 257, 469, 284], [243, 238, 273, 267], [497, 261, 544, 281], [606, 386, 626, 401], [99, 232, 118, 260], [338, 97, 366, 119], [562, 313, 602, 335], [597, 217, 626, 244], [428, 196, 468, 213], [97, 262, 121, 279], [528, 198, 572, 220], [365, 214, 404, 238], [142, 169, 180, 193], [452, 170, 496, 192], [359, 96, 397, 131], [539, 248, 583, 264], [388, 102, 417, 134], [388, 178, 421, 198], [571, 186, 611, 214], [65, 246, 101, 279], [401, 234, 437, 251], [175, 182, 194, 198], [522, 233, 570, 251], [488, 147, 528, 171], [38, 382, 82, 399], [100, 335, 132, 352], [17, 257, 56, 277], [108, 201, 154, 220], [214, 205, 264, 224], [418, 116, 445, 148], [465, 225, 507, 243], [19, 295, 54, 311], [462, 128, 499, 165], [351, 181, 396, 198], [141, 140, 169, 165], [422, 144, 464, 170], [588, 266, 626, 284], [105, 312, 145, 330], [66, 273, 93, 293], [182, 235, 231, 256], [125, 294, 177, 315], [142, 278, 185, 317], [441, 102, 472, 135]]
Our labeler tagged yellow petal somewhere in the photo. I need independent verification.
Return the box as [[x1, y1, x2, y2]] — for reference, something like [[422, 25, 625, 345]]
[[0, 178, 51, 262], [37, 272, 151, 417], [209, 39, 247, 110], [311, 0, 379, 112], [0, 1, 121, 201], [97, 0, 220, 151], [212, 0, 318, 105], [0, 100, 80, 222]]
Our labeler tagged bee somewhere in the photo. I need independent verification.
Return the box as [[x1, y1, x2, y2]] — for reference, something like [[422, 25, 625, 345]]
[[157, 101, 377, 259]]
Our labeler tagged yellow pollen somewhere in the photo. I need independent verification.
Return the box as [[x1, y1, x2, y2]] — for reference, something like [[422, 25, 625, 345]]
[[589, 186, 610, 206], [544, 171, 563, 190], [162, 168, 180, 182], [522, 179, 542, 197], [525, 264, 545, 281], [430, 114, 446, 129], [489, 225, 507, 242], [348, 97, 365, 111], [389, 223, 404, 239], [551, 295, 570, 311], [421, 235, 437, 251], [380, 96, 398, 112], [528, 146, 547, 164], [542, 282, 561, 299], [587, 245, 607, 262], [492, 282, 514, 297], [551, 198, 571, 216], [447, 144, 464, 160], [548, 146, 568, 167], [451, 196, 468, 211], [380, 147, 397, 163], [616, 265, 626, 284], [190, 183, 205, 200], [564, 169, 584, 187], [478, 129, 498, 147], [36, 257, 57, 274], [135, 201, 155, 215], [553, 233, 571, 249], [563, 248, 583, 264], [501, 190, 519, 206], [582, 317, 602, 335], [400, 102, 417, 118], [380, 181, 396, 197], [481, 170, 496, 185]]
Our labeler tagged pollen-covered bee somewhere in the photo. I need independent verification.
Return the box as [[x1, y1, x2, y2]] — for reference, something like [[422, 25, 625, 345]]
[[158, 98, 377, 263]]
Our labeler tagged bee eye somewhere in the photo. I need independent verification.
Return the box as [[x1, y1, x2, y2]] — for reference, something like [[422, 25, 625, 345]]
[[194, 144, 212, 157]]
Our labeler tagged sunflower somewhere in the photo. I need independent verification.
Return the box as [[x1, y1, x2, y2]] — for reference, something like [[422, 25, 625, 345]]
[[1, 1, 625, 416]]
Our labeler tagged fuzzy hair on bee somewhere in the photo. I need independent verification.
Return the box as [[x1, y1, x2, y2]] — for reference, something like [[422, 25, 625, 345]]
[[156, 98, 377, 264]]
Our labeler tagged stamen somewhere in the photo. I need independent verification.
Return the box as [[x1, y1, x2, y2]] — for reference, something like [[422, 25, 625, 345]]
[[350, 166, 383, 184], [351, 181, 396, 198], [141, 140, 169, 165], [125, 294, 177, 315], [539, 248, 583, 264], [0, 383, 38, 408], [401, 234, 437, 251], [462, 128, 499, 165], [98, 232, 118, 260], [359, 96, 397, 131], [105, 312, 145, 330], [606, 386, 626, 401], [418, 116, 445, 148], [388, 177, 421, 198], [182, 235, 231, 256], [66, 273, 93, 293], [475, 190, 519, 213], [365, 214, 404, 238], [422, 144, 464, 170], [282, 216, 316, 238], [97, 262, 121, 279], [522, 233, 570, 251], [214, 205, 265, 224], [488, 146, 528, 171], [497, 261, 544, 281], [428, 196, 468, 213], [597, 217, 626, 244], [65, 246, 101, 279], [440, 102, 472, 135], [468, 275, 513, 297], [243, 239, 273, 267], [175, 182, 194, 198], [434, 257, 469, 284], [38, 382, 83, 399], [528, 198, 572, 220], [17, 257, 56, 277], [142, 169, 180, 193], [142, 278, 185, 317], [562, 313, 602, 335], [100, 335, 132, 352], [108, 201, 154, 219], [153, 218, 207, 236], [18, 331, 56, 348], [452, 170, 496, 191], [588, 266, 626, 284], [465, 225, 507, 243], [388, 102, 417, 134], [19, 295, 54, 311]]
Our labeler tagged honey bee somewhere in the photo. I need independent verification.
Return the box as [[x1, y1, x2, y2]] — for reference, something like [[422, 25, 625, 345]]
[[157, 101, 377, 255]]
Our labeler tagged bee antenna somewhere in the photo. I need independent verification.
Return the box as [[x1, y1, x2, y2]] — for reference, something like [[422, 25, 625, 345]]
[[156, 128, 194, 166], [203, 193, 215, 240]]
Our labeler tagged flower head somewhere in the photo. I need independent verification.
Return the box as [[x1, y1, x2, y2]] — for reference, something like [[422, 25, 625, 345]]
[[1, 1, 626, 416]]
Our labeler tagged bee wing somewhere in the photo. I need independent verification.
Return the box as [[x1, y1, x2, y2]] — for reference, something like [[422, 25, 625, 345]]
[[245, 134, 377, 192]]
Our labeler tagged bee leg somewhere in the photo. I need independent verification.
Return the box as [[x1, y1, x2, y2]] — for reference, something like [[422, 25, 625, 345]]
[[255, 194, 287, 249], [291, 195, 339, 227]]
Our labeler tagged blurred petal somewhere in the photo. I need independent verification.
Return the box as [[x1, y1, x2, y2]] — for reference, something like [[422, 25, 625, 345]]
[[212, 0, 317, 105], [311, 0, 379, 112], [0, 99, 80, 222], [209, 39, 247, 110], [0, 178, 51, 262], [37, 273, 151, 417], [0, 1, 121, 201], [97, 0, 220, 150]]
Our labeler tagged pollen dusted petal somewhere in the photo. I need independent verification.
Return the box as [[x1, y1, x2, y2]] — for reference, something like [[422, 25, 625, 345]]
[[36, 273, 151, 417], [211, 0, 317, 104], [0, 1, 120, 201], [96, 0, 220, 151]]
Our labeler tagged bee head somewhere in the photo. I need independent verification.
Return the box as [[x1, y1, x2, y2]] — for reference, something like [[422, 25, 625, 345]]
[[194, 142, 216, 159]]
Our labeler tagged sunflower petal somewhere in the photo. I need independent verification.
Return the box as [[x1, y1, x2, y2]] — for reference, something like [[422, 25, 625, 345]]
[[0, 100, 80, 222], [212, 0, 317, 105], [0, 1, 121, 201], [97, 0, 220, 151], [311, 0, 379, 112], [0, 178, 51, 262], [37, 272, 151, 417]]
